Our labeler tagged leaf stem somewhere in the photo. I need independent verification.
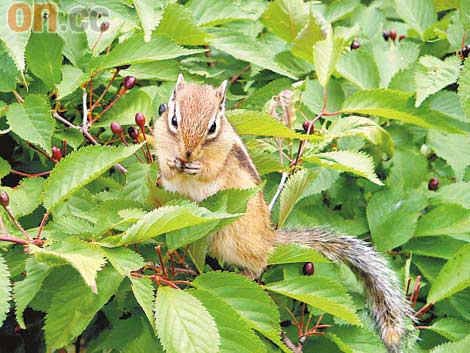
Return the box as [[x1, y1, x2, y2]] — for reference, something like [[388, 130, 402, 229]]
[[2, 205, 33, 241]]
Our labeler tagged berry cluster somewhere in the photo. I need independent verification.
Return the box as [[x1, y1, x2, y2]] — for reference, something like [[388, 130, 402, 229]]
[[383, 29, 405, 42]]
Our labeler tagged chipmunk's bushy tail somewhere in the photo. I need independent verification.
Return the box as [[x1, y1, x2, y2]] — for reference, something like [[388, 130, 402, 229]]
[[277, 228, 412, 353]]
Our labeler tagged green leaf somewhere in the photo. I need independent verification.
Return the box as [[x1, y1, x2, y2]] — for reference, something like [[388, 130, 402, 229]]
[[325, 0, 360, 22], [44, 266, 123, 350], [26, 33, 64, 89], [342, 89, 466, 134], [156, 3, 211, 45], [193, 271, 280, 338], [458, 56, 470, 120], [265, 276, 361, 326], [119, 162, 158, 206], [268, 243, 329, 265], [154, 286, 220, 353], [261, 0, 308, 42], [428, 244, 470, 303], [415, 56, 460, 107], [291, 10, 327, 63], [416, 204, 470, 236], [306, 151, 383, 185], [336, 50, 380, 90], [0, 157, 11, 179], [429, 334, 470, 353], [427, 131, 470, 180], [327, 116, 394, 156], [313, 35, 345, 87], [133, 0, 165, 42], [188, 237, 209, 274], [95, 34, 205, 71], [43, 144, 142, 210], [228, 110, 323, 141], [367, 188, 427, 252], [192, 289, 267, 353], [102, 247, 145, 277], [0, 253, 11, 326], [6, 94, 54, 152], [130, 277, 155, 329], [429, 182, 470, 209], [14, 258, 51, 329], [30, 238, 107, 293], [239, 78, 292, 110], [392, 0, 436, 38], [0, 42, 19, 92], [57, 65, 88, 99], [426, 318, 470, 342], [278, 170, 318, 228], [326, 326, 387, 353], [0, 177, 45, 218]]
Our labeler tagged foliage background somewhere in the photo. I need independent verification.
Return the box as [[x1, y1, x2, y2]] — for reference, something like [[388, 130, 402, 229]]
[[1, 0, 470, 352]]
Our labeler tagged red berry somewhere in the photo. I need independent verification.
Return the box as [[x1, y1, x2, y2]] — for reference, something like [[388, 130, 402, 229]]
[[51, 146, 62, 161], [111, 122, 123, 135], [302, 121, 314, 134], [303, 262, 314, 276], [383, 30, 390, 41], [399, 34, 406, 42], [123, 76, 137, 90], [128, 127, 139, 140], [0, 191, 9, 207], [135, 112, 146, 127], [428, 178, 439, 191], [100, 21, 110, 32], [350, 40, 360, 50], [389, 29, 397, 41], [462, 45, 470, 58]]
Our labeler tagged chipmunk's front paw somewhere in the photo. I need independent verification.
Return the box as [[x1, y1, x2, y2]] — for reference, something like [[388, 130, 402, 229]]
[[182, 161, 202, 175]]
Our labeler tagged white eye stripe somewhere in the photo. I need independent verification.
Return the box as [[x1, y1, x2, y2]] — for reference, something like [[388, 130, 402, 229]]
[[206, 114, 221, 139]]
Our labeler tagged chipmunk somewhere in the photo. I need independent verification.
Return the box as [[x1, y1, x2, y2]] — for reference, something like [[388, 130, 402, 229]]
[[154, 74, 411, 353]]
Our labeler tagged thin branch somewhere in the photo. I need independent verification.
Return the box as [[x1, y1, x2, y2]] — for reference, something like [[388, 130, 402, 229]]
[[0, 217, 7, 237], [11, 170, 51, 178], [91, 68, 121, 111], [230, 65, 250, 84], [3, 205, 33, 241], [36, 211, 49, 240], [0, 235, 30, 245], [269, 171, 289, 212], [12, 90, 24, 104], [82, 90, 88, 128], [281, 332, 303, 353]]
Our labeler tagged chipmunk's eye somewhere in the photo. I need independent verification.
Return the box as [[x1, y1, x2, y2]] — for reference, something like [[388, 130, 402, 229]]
[[208, 121, 217, 135], [171, 115, 178, 128]]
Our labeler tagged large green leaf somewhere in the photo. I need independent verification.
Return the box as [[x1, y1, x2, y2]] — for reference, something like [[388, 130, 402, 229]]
[[268, 243, 328, 265], [102, 247, 145, 277], [392, 0, 436, 38], [57, 65, 88, 99], [0, 177, 45, 218], [429, 334, 470, 353], [426, 318, 470, 342], [25, 33, 64, 89], [0, 253, 10, 327], [325, 0, 360, 22], [14, 258, 51, 329], [326, 326, 387, 353], [336, 50, 380, 90], [0, 42, 19, 92], [429, 182, 470, 209], [133, 0, 165, 42], [428, 244, 470, 303], [261, 0, 308, 42], [265, 276, 361, 326], [342, 89, 466, 134], [291, 10, 327, 63], [6, 94, 55, 152], [416, 204, 470, 236], [154, 287, 220, 353], [130, 277, 155, 329], [30, 238, 107, 293], [43, 144, 142, 210], [458, 57, 470, 120], [313, 34, 345, 87], [415, 56, 460, 107], [44, 267, 123, 350]]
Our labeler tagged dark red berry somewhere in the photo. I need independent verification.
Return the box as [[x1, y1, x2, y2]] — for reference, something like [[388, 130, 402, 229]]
[[51, 146, 62, 161], [428, 178, 439, 191], [159, 103, 168, 116], [389, 29, 397, 41], [135, 112, 146, 127], [399, 34, 406, 42], [100, 21, 110, 32], [0, 191, 9, 207], [128, 127, 139, 140], [123, 76, 137, 90], [111, 122, 123, 135], [280, 320, 291, 327], [350, 40, 360, 50], [302, 121, 314, 134], [303, 262, 314, 276], [383, 30, 390, 41], [462, 45, 470, 58]]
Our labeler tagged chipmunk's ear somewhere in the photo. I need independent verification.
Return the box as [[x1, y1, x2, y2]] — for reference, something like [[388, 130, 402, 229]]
[[216, 80, 228, 112], [170, 73, 185, 102]]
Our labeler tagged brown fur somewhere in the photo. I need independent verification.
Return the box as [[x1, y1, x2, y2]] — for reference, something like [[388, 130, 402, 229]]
[[153, 77, 411, 352]]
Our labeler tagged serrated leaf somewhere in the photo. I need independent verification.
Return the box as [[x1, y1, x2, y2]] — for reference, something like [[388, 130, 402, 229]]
[[44, 266, 123, 350], [102, 247, 145, 277], [6, 94, 55, 152], [130, 277, 155, 330], [426, 318, 470, 342], [154, 286, 220, 353], [428, 244, 470, 303], [14, 258, 51, 329], [156, 3, 211, 45], [0, 157, 11, 180], [459, 56, 470, 120], [43, 145, 142, 210], [415, 56, 460, 107], [313, 35, 345, 87], [120, 163, 158, 206], [268, 243, 329, 265], [325, 0, 360, 22], [429, 182, 470, 209], [427, 131, 470, 180], [0, 253, 11, 326], [228, 110, 323, 141], [327, 116, 394, 156], [26, 33, 64, 89], [392, 0, 436, 38], [278, 170, 318, 228], [30, 238, 107, 293], [193, 271, 280, 338], [336, 50, 380, 90], [0, 42, 19, 92], [429, 334, 470, 353], [133, 0, 165, 42], [326, 326, 387, 353], [265, 276, 361, 326], [342, 89, 465, 134], [57, 65, 88, 99], [192, 289, 267, 353], [261, 0, 308, 42], [306, 151, 382, 185], [291, 10, 327, 63], [0, 177, 45, 218], [239, 78, 292, 110], [416, 204, 470, 236]]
